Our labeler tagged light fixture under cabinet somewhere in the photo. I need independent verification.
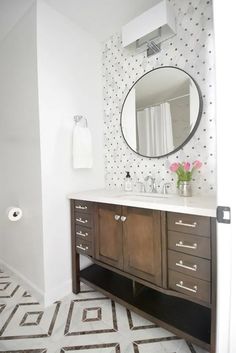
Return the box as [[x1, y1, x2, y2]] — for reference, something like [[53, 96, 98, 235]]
[[122, 0, 176, 56]]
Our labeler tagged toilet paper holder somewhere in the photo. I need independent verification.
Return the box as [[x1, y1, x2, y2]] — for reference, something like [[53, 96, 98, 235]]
[[7, 207, 23, 222]]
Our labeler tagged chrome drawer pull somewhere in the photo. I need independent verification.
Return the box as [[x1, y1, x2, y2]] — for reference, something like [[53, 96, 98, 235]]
[[75, 205, 88, 210], [176, 241, 197, 250], [175, 220, 197, 228], [76, 218, 88, 224], [176, 281, 198, 293], [114, 215, 120, 221], [121, 216, 127, 222], [176, 260, 197, 271], [76, 231, 88, 237], [77, 245, 89, 251]]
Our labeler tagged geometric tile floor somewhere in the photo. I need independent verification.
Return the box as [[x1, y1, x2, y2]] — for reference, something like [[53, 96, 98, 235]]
[[0, 269, 208, 353]]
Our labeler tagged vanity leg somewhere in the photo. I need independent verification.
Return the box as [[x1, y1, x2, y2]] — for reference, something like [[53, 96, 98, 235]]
[[72, 254, 81, 293], [71, 199, 81, 294]]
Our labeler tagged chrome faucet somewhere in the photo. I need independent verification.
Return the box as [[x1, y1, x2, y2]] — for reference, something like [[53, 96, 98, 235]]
[[144, 175, 156, 193], [162, 182, 171, 194]]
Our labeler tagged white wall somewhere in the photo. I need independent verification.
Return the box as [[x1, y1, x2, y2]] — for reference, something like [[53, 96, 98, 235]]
[[0, 0, 35, 42], [0, 3, 45, 299], [37, 0, 105, 305]]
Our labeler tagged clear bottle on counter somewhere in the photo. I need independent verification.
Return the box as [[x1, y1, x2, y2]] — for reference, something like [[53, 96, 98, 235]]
[[124, 171, 133, 192]]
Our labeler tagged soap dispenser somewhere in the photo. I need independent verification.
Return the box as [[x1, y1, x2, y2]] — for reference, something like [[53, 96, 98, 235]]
[[124, 171, 133, 192]]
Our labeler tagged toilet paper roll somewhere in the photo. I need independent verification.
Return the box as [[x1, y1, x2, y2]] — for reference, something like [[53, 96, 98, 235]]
[[7, 207, 23, 222]]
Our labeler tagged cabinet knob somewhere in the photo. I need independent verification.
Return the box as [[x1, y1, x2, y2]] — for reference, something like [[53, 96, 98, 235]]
[[114, 215, 120, 221], [121, 216, 127, 222]]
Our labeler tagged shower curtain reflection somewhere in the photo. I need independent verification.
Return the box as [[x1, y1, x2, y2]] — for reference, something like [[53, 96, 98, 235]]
[[137, 102, 174, 156]]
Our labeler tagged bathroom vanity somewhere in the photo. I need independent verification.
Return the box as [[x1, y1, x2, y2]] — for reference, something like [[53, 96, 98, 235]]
[[69, 190, 216, 353]]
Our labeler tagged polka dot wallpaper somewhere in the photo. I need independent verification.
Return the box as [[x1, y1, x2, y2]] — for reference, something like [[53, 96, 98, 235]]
[[102, 0, 216, 195]]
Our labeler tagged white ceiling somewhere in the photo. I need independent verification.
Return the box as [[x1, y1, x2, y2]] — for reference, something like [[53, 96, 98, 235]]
[[0, 0, 161, 43], [44, 0, 160, 41]]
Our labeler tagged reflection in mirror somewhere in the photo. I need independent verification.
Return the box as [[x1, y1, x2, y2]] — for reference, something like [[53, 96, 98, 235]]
[[121, 67, 202, 158]]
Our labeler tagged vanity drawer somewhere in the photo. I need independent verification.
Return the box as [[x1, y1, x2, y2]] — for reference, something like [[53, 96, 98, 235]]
[[168, 231, 211, 259], [168, 250, 211, 281], [74, 200, 93, 214], [168, 270, 211, 303], [75, 212, 93, 228], [167, 212, 210, 237], [75, 225, 93, 242], [76, 238, 93, 257]]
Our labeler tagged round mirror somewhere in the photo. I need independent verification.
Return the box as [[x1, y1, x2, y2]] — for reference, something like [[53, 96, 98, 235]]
[[121, 66, 202, 158]]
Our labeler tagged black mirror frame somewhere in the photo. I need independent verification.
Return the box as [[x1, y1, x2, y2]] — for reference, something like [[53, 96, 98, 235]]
[[120, 66, 203, 159]]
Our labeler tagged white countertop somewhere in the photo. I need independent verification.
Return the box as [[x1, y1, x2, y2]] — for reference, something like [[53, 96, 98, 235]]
[[69, 189, 216, 217]]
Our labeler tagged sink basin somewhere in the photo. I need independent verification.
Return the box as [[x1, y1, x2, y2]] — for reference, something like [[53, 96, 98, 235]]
[[116, 192, 173, 200]]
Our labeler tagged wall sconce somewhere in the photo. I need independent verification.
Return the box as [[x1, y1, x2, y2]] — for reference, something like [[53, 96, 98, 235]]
[[122, 0, 176, 56]]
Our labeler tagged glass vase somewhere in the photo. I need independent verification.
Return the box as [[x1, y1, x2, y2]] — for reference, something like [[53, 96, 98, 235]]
[[178, 181, 192, 197]]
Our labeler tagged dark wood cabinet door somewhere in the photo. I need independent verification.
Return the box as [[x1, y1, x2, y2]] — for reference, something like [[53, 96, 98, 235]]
[[123, 207, 162, 286], [95, 203, 123, 270]]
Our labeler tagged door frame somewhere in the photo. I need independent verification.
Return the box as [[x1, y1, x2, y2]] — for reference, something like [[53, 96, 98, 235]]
[[213, 1, 236, 352]]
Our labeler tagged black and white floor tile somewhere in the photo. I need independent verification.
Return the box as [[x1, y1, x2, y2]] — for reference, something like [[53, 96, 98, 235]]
[[0, 269, 208, 353]]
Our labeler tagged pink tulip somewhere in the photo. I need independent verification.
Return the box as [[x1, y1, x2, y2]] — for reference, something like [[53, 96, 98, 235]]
[[183, 162, 190, 171], [170, 163, 179, 172], [192, 160, 202, 169]]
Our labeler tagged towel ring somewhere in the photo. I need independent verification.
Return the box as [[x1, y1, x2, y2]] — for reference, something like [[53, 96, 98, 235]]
[[74, 115, 88, 127]]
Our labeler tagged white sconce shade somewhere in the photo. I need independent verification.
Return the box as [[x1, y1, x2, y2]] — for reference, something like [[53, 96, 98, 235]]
[[122, 0, 176, 55]]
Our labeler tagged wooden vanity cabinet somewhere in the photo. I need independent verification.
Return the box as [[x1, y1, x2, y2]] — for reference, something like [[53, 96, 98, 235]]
[[71, 199, 216, 353]]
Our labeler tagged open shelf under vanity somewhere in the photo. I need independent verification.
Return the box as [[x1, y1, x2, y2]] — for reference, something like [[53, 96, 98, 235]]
[[81, 263, 211, 350]]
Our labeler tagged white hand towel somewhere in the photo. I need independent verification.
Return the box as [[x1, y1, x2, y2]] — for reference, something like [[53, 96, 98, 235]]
[[73, 125, 93, 169]]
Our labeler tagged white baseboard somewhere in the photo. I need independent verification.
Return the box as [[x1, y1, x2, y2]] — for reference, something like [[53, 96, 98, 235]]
[[0, 260, 73, 307], [0, 259, 44, 304]]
